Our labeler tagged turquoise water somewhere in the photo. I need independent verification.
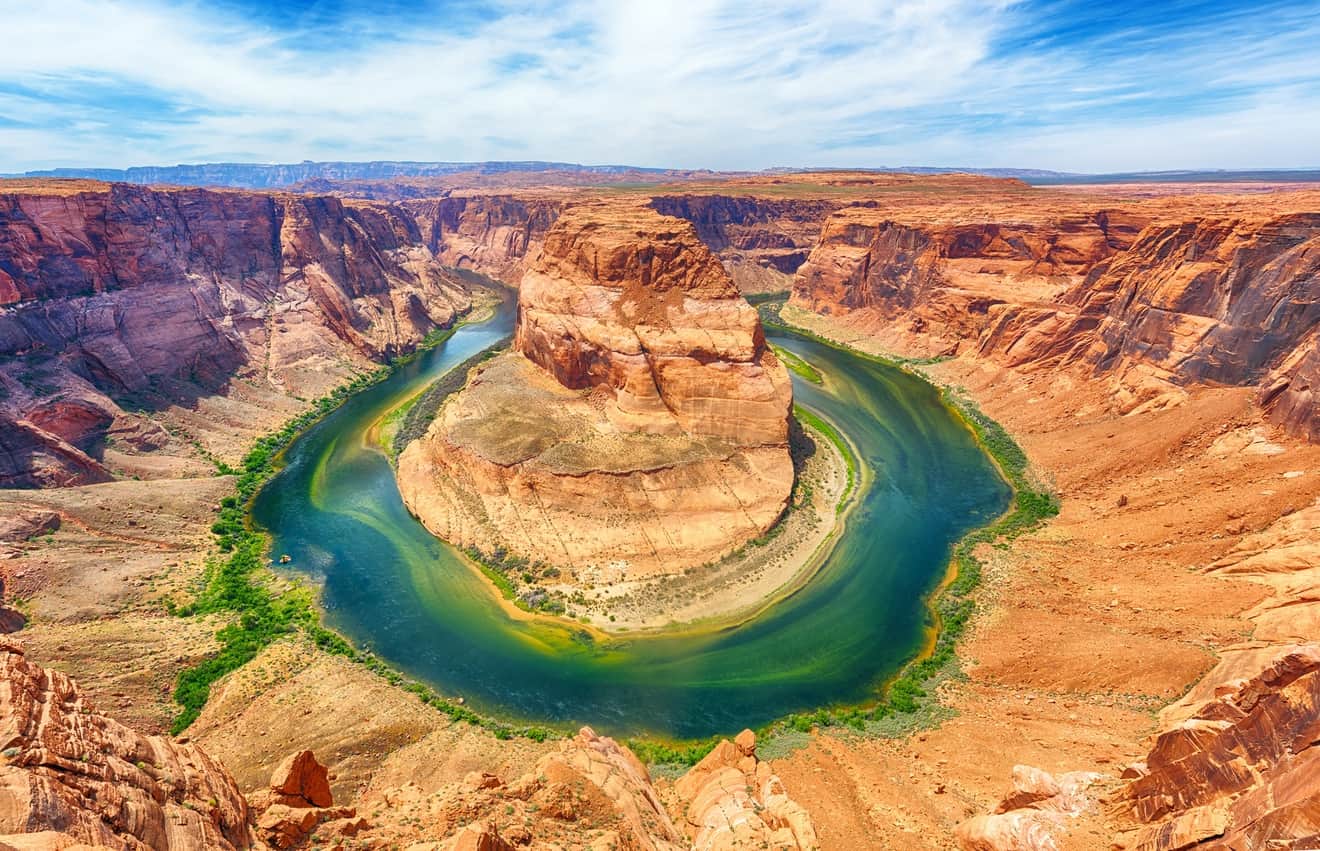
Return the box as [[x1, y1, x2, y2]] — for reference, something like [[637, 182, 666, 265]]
[[251, 297, 1010, 739]]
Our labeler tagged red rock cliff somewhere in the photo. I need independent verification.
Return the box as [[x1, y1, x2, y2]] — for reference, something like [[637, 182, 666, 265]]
[[0, 181, 471, 487], [789, 193, 1320, 438], [515, 200, 793, 443]]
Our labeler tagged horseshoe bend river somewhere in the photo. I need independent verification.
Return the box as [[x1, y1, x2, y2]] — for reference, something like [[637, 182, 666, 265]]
[[251, 296, 1011, 740]]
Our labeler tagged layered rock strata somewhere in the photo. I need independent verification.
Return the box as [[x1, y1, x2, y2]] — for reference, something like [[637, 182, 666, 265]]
[[0, 181, 471, 487], [791, 193, 1320, 438], [406, 194, 563, 283], [650, 195, 838, 294], [0, 636, 252, 850], [1101, 503, 1320, 850], [955, 765, 1102, 851], [399, 200, 793, 577]]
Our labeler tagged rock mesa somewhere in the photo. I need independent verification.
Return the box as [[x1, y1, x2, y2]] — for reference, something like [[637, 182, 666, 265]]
[[399, 200, 793, 579]]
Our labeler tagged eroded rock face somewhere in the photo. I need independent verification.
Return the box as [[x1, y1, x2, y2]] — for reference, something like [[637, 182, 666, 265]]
[[980, 211, 1320, 418], [0, 636, 252, 850], [672, 729, 819, 851], [1116, 646, 1320, 850], [650, 195, 836, 294], [0, 182, 471, 487], [406, 195, 562, 284], [791, 195, 1320, 438], [399, 201, 793, 577], [1106, 503, 1320, 850], [954, 765, 1102, 851], [516, 202, 792, 443], [318, 727, 817, 851], [789, 206, 1142, 352], [248, 749, 361, 849]]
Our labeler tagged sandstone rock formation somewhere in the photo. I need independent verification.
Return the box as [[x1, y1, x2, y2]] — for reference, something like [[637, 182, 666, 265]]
[[0, 181, 472, 487], [406, 194, 562, 283], [0, 636, 252, 849], [790, 203, 1146, 357], [954, 765, 1102, 851], [303, 726, 817, 851], [249, 750, 363, 849], [650, 195, 836, 294], [1100, 503, 1320, 850], [671, 729, 819, 850], [790, 191, 1320, 438], [399, 200, 793, 577], [1115, 645, 1320, 850]]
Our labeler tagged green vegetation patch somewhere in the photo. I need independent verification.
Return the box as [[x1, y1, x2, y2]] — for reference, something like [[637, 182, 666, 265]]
[[390, 344, 506, 459], [792, 405, 856, 509], [771, 343, 823, 384]]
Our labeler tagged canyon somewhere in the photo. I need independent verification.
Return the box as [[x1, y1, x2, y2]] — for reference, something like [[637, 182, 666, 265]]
[[2, 170, 1320, 849]]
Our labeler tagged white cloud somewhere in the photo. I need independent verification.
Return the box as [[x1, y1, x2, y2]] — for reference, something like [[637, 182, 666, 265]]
[[0, 0, 1317, 172]]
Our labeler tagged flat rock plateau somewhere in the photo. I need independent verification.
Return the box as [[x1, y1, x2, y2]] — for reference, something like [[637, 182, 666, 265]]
[[3, 170, 1320, 849]]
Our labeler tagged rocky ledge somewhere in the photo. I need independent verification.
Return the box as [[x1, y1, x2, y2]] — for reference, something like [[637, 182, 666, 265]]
[[398, 200, 793, 583]]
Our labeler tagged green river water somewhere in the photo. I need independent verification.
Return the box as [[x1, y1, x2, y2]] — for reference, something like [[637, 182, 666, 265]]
[[251, 296, 1010, 739]]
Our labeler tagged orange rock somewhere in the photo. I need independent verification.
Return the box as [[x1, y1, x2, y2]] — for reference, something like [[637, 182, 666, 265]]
[[672, 730, 819, 850], [269, 749, 334, 808], [954, 766, 1101, 851], [1120, 649, 1320, 848], [0, 637, 252, 850], [398, 200, 794, 577], [0, 182, 472, 487], [445, 822, 511, 851]]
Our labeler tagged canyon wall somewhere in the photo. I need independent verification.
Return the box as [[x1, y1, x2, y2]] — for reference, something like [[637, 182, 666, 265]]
[[980, 210, 1320, 425], [0, 636, 253, 850], [790, 197, 1320, 438], [650, 194, 837, 293], [405, 194, 563, 283], [398, 200, 794, 578], [0, 632, 821, 850], [789, 204, 1148, 353], [400, 192, 836, 293], [0, 181, 471, 487]]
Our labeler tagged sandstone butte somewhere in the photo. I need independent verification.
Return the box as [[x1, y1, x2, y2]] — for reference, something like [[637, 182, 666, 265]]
[[4, 173, 1320, 849], [397, 199, 794, 578]]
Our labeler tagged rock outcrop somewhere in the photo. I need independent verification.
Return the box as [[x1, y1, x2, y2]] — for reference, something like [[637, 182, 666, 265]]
[[406, 194, 562, 284], [1106, 503, 1320, 850], [650, 195, 837, 294], [789, 204, 1146, 357], [249, 750, 363, 849], [398, 200, 793, 578], [1115, 645, 1320, 850], [311, 727, 817, 851], [672, 729, 819, 850], [954, 765, 1102, 851], [0, 180, 471, 487], [0, 636, 252, 850]]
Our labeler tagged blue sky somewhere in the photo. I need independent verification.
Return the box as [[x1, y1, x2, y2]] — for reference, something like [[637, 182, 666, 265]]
[[2, 0, 1318, 172]]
